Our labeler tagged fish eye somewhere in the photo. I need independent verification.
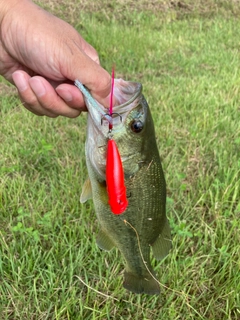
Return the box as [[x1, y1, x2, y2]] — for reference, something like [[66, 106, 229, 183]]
[[130, 120, 144, 133]]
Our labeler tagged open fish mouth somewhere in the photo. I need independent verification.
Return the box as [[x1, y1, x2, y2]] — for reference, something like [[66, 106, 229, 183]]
[[75, 79, 142, 130]]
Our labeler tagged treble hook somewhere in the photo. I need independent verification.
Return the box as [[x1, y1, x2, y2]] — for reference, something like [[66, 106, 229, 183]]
[[101, 112, 122, 125]]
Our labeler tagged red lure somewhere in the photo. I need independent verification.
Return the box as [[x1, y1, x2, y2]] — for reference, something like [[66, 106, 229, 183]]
[[106, 67, 128, 214], [106, 139, 128, 214]]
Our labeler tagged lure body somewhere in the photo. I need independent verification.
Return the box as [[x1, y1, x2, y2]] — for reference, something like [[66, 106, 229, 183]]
[[106, 67, 128, 214], [106, 139, 128, 214]]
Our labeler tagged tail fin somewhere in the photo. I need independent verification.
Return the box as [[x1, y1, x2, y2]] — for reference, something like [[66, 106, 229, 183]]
[[123, 271, 160, 295]]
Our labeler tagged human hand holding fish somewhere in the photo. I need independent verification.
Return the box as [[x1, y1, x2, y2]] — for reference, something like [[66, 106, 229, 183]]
[[0, 0, 111, 117], [76, 74, 172, 295]]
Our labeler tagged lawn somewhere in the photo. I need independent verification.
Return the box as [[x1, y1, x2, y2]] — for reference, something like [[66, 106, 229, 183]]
[[0, 1, 239, 319]]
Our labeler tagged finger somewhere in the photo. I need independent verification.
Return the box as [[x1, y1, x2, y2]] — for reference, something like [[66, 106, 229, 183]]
[[29, 77, 82, 118], [13, 71, 82, 118], [12, 71, 57, 117], [79, 38, 100, 64], [72, 56, 111, 107], [55, 83, 87, 111], [19, 99, 43, 116], [63, 39, 111, 106]]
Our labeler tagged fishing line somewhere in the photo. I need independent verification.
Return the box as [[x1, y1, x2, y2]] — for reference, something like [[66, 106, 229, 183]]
[[122, 218, 204, 319], [122, 219, 161, 285], [75, 275, 119, 301], [76, 245, 203, 319], [109, 67, 114, 117], [76, 275, 162, 317]]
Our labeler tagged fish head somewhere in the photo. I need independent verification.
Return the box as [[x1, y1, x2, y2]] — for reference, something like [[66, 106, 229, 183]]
[[85, 79, 156, 180]]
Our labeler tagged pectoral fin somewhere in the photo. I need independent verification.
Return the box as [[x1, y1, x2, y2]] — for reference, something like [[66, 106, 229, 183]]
[[152, 219, 172, 260], [80, 178, 92, 203], [96, 229, 115, 251]]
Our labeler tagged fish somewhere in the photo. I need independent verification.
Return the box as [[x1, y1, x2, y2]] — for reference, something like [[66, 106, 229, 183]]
[[75, 79, 172, 295]]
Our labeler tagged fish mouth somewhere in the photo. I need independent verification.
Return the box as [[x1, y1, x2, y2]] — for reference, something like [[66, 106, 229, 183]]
[[110, 80, 142, 112], [75, 79, 142, 136], [74, 79, 145, 180]]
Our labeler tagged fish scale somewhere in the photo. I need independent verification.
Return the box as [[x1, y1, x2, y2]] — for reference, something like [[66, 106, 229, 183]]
[[77, 79, 172, 295]]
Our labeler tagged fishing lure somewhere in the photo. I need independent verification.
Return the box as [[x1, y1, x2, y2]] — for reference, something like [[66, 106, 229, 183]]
[[75, 68, 128, 215], [106, 139, 128, 214], [106, 67, 128, 214]]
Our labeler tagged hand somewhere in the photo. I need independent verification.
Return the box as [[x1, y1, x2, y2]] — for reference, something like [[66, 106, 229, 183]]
[[0, 0, 111, 117]]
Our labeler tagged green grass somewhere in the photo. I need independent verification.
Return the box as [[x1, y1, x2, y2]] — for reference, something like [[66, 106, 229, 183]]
[[0, 1, 240, 319]]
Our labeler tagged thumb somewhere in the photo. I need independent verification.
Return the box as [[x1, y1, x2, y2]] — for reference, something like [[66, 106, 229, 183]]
[[63, 41, 111, 107]]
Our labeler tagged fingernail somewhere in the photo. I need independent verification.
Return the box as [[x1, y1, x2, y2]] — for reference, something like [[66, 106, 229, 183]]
[[62, 90, 73, 102], [30, 78, 46, 97], [57, 88, 73, 102], [12, 71, 28, 92]]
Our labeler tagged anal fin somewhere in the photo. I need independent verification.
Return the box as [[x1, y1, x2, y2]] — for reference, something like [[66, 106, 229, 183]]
[[152, 219, 172, 260], [96, 229, 115, 251]]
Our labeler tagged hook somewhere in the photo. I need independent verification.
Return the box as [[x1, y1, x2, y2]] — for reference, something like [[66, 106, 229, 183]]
[[101, 113, 122, 125]]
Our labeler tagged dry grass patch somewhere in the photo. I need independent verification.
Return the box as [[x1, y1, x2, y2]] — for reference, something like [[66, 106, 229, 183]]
[[36, 0, 240, 24]]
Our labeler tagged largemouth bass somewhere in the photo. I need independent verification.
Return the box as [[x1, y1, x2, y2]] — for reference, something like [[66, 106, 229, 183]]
[[76, 79, 171, 295]]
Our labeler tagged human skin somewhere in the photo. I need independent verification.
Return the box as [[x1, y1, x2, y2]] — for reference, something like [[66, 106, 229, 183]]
[[0, 0, 111, 117]]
